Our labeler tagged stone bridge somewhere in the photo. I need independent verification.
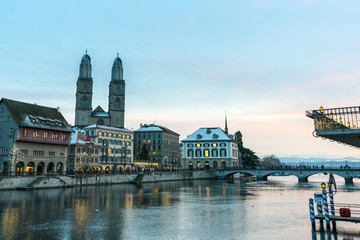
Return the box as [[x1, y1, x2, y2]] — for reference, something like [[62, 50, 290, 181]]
[[215, 168, 360, 182]]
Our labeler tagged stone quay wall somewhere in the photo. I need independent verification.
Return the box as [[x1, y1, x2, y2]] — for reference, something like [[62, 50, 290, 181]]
[[0, 170, 217, 190]]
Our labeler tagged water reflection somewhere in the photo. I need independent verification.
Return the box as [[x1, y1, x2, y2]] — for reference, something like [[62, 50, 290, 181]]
[[0, 178, 359, 239]]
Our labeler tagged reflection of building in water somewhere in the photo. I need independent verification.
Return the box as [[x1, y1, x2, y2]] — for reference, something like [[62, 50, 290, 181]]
[[1, 207, 19, 240], [182, 127, 240, 170], [0, 98, 72, 175]]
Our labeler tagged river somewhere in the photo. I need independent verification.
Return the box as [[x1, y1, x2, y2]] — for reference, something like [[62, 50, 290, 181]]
[[0, 175, 359, 240]]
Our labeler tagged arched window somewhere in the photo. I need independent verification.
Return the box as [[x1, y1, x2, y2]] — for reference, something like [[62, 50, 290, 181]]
[[116, 87, 121, 95], [115, 98, 120, 109], [97, 119, 104, 125], [81, 96, 88, 108]]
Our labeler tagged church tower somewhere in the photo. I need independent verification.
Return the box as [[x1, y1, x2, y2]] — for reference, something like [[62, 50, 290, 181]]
[[75, 51, 93, 127], [108, 53, 125, 128]]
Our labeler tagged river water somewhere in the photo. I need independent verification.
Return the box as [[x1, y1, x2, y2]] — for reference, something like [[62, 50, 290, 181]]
[[0, 175, 360, 240]]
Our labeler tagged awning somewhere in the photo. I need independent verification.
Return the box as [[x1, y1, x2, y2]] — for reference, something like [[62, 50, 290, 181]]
[[136, 164, 145, 168]]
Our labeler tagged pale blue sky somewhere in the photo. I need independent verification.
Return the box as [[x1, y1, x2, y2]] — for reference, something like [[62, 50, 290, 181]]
[[2, 1, 360, 158]]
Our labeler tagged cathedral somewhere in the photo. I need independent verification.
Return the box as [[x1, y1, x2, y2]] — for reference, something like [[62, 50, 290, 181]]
[[75, 51, 125, 128]]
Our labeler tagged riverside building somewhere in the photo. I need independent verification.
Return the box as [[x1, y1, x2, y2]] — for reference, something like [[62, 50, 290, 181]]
[[68, 130, 101, 173], [84, 125, 134, 172], [0, 98, 72, 175], [134, 124, 180, 170], [181, 127, 240, 169]]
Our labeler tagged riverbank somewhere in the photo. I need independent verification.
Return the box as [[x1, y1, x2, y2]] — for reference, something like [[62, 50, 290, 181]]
[[0, 170, 217, 190]]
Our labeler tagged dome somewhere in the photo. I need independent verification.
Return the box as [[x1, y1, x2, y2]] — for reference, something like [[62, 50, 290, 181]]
[[81, 53, 91, 64], [111, 53, 123, 81], [113, 56, 122, 65], [79, 51, 92, 79]]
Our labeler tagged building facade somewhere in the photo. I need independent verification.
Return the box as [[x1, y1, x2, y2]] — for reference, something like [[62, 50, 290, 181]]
[[68, 130, 101, 173], [84, 124, 134, 172], [182, 127, 239, 169], [0, 98, 72, 175], [75, 52, 125, 128], [134, 124, 180, 170]]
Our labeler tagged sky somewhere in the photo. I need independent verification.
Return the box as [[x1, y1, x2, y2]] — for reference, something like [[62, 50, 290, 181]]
[[1, 0, 360, 159]]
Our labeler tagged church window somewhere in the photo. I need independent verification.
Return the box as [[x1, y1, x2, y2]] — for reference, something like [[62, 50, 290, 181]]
[[81, 96, 88, 108], [116, 87, 121, 94], [115, 98, 120, 109]]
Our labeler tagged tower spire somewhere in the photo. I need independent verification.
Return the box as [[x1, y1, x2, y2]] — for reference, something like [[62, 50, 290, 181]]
[[225, 111, 228, 134]]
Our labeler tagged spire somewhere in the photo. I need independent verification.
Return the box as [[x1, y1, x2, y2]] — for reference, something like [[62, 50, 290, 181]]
[[225, 112, 228, 134]]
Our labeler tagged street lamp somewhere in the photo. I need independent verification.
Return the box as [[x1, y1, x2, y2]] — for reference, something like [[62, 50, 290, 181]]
[[321, 182, 326, 190]]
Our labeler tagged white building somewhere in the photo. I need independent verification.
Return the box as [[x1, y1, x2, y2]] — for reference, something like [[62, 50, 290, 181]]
[[182, 127, 239, 169], [84, 124, 134, 172]]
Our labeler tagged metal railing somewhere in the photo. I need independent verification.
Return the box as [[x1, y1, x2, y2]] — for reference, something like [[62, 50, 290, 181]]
[[306, 106, 360, 131]]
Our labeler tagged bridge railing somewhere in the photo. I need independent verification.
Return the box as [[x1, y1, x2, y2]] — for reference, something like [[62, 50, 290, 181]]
[[333, 203, 360, 218]]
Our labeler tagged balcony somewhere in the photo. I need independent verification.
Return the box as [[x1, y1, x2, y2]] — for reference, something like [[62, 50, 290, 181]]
[[306, 106, 360, 148]]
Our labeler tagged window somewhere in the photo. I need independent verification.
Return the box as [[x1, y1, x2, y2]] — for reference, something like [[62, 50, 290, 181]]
[[196, 143, 201, 147], [212, 143, 217, 147], [204, 149, 209, 157], [81, 96, 88, 108], [33, 130, 39, 138], [33, 150, 44, 156], [115, 98, 120, 109], [0, 116, 4, 122], [49, 151, 55, 157], [52, 133, 58, 139], [220, 143, 226, 147], [98, 132, 103, 136], [77, 148, 81, 153], [220, 149, 226, 157], [21, 149, 28, 156], [212, 149, 218, 157], [188, 144, 194, 147], [188, 150, 193, 157], [60, 152, 64, 157], [204, 143, 210, 147], [44, 132, 48, 139], [153, 152, 156, 156], [195, 149, 202, 157]]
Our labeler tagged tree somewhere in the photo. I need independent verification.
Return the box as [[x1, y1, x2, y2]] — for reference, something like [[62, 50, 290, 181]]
[[234, 131, 259, 168], [139, 143, 149, 161], [260, 154, 281, 168]]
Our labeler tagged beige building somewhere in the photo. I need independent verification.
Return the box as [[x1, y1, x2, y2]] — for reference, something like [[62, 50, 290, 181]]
[[84, 124, 134, 172], [68, 130, 101, 173]]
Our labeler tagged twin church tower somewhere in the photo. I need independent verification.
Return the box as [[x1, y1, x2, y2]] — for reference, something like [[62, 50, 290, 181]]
[[75, 51, 125, 128]]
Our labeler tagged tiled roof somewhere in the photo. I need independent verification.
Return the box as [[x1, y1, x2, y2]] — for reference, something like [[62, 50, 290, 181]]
[[1, 98, 72, 132]]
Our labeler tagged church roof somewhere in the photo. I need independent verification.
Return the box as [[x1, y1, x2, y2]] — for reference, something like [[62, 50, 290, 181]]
[[91, 106, 110, 117], [1, 98, 72, 132]]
